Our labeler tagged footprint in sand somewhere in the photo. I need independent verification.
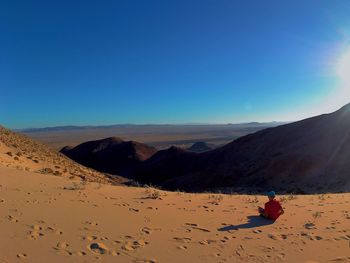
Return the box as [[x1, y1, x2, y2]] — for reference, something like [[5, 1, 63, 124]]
[[111, 251, 121, 256], [46, 226, 63, 235], [81, 221, 100, 232], [177, 245, 187, 250], [220, 236, 231, 243], [267, 233, 279, 240], [280, 234, 288, 240], [53, 242, 74, 256], [88, 242, 109, 255], [16, 253, 27, 259], [134, 240, 148, 246], [56, 242, 69, 249], [32, 225, 42, 231], [27, 225, 45, 240], [7, 215, 19, 223], [27, 231, 44, 240], [115, 203, 130, 207], [122, 243, 135, 251], [199, 239, 217, 245], [84, 221, 99, 226], [55, 230, 64, 235], [173, 237, 192, 243], [234, 244, 245, 257], [140, 227, 160, 235], [122, 239, 148, 252], [185, 223, 210, 233]]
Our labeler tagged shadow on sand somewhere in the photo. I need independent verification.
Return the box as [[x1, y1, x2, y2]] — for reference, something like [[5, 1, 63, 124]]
[[218, 215, 274, 231]]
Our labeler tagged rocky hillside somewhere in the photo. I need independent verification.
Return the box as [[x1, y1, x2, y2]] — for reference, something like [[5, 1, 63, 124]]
[[0, 126, 123, 184]]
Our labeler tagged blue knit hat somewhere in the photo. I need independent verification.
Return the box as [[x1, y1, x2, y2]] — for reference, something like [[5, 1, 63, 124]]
[[267, 191, 276, 197]]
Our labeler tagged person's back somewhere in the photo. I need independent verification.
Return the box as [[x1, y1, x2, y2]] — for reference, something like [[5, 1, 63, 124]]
[[264, 199, 283, 220], [258, 191, 284, 220]]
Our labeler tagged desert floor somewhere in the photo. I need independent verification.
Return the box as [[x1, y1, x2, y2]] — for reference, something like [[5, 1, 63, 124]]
[[0, 166, 349, 263]]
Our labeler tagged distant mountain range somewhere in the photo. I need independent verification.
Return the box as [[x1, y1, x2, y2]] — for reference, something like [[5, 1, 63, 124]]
[[18, 122, 286, 133]]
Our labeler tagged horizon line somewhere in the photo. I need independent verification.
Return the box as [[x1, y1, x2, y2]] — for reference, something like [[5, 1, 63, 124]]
[[13, 121, 289, 131]]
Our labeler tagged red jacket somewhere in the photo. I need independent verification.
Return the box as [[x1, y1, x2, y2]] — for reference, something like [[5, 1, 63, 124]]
[[265, 200, 283, 220]]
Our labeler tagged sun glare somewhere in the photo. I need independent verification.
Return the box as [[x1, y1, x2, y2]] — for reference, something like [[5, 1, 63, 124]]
[[337, 47, 350, 85], [309, 45, 350, 116]]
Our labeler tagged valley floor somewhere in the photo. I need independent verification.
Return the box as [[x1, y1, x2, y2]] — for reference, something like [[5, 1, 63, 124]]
[[0, 166, 349, 263]]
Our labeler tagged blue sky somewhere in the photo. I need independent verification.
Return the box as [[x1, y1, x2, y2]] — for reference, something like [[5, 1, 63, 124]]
[[1, 0, 350, 128]]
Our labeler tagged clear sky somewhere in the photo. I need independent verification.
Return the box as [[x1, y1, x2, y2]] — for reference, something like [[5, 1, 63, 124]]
[[1, 0, 350, 129]]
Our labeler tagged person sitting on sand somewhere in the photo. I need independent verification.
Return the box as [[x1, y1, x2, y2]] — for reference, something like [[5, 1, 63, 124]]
[[258, 191, 284, 220]]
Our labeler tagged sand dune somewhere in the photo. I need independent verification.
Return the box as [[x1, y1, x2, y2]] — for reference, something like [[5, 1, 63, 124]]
[[1, 166, 349, 263]]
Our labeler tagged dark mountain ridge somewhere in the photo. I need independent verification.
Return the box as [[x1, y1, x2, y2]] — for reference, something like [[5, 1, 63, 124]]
[[133, 104, 350, 193], [60, 137, 157, 176]]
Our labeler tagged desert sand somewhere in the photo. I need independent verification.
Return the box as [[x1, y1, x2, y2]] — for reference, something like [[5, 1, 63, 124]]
[[1, 165, 349, 263]]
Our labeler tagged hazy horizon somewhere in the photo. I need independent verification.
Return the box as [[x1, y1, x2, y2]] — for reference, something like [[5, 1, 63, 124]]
[[16, 120, 288, 131]]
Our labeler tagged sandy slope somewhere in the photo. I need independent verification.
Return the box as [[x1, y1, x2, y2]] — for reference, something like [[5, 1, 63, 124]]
[[0, 126, 124, 185], [0, 166, 349, 263]]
